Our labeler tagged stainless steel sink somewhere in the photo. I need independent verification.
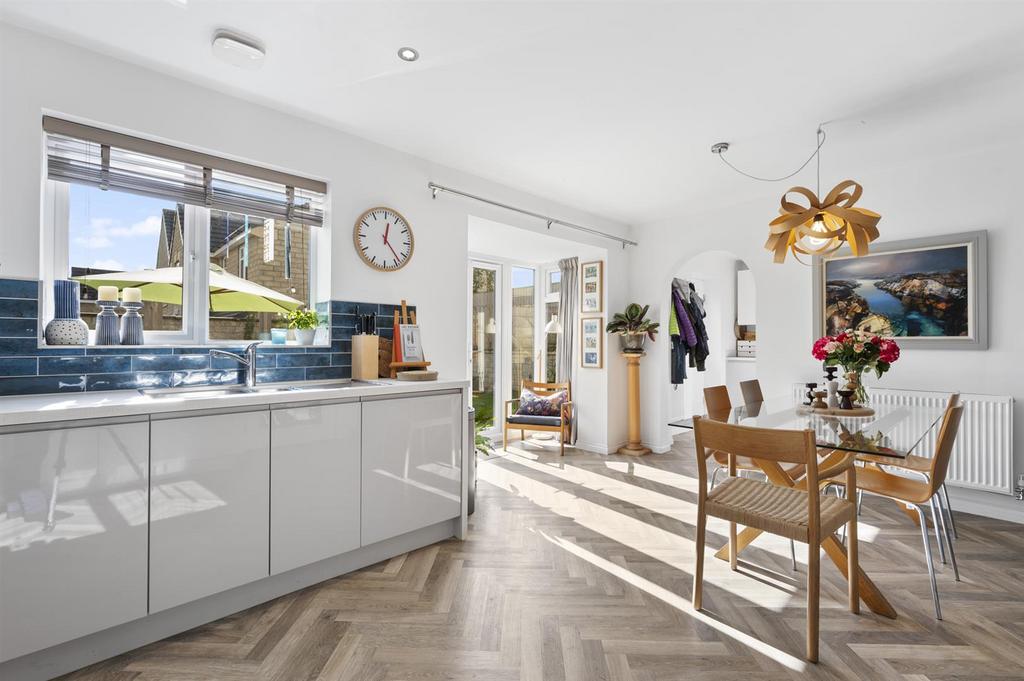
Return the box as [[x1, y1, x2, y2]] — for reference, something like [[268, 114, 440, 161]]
[[139, 384, 296, 399], [138, 379, 378, 399]]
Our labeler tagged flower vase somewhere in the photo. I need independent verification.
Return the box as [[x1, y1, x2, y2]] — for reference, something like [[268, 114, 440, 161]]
[[845, 370, 868, 407], [44, 280, 89, 345]]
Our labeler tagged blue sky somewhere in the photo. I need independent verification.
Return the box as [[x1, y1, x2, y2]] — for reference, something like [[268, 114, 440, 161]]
[[69, 184, 169, 272]]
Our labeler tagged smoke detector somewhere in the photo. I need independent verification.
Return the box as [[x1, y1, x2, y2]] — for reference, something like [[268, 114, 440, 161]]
[[212, 31, 265, 70]]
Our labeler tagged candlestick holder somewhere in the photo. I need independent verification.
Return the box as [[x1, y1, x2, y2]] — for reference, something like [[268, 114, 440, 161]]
[[120, 302, 144, 345], [95, 299, 121, 346]]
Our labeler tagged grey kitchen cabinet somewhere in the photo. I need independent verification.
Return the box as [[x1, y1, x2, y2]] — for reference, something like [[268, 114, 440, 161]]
[[0, 417, 149, 662], [149, 407, 270, 613]]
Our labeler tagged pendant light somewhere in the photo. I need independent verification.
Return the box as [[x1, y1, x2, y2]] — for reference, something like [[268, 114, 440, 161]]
[[712, 127, 882, 265]]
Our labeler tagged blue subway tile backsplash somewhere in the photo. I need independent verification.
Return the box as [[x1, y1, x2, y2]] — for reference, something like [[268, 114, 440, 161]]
[[0, 277, 413, 397]]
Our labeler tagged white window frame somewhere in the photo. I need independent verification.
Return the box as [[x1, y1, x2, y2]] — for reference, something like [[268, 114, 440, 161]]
[[42, 180, 326, 347]]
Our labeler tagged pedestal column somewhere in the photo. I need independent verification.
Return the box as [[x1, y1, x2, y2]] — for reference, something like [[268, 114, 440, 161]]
[[618, 352, 651, 456]]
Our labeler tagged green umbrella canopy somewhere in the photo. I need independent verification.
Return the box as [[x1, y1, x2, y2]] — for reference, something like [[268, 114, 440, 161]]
[[74, 264, 304, 313]]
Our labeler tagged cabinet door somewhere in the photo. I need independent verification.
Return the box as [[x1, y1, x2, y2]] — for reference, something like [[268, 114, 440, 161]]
[[0, 419, 149, 662], [271, 401, 361, 574], [361, 392, 462, 545], [149, 408, 270, 613]]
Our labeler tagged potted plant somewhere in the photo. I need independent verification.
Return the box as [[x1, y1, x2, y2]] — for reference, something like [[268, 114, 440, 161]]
[[285, 307, 320, 345], [606, 303, 660, 354]]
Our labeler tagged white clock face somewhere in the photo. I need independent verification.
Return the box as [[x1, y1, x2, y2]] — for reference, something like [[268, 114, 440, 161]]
[[354, 207, 414, 271]]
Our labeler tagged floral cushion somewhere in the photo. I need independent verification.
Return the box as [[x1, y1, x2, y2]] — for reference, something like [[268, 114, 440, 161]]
[[515, 387, 567, 417]]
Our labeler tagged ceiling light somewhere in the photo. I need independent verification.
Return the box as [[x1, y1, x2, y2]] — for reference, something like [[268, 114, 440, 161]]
[[212, 31, 265, 70], [397, 47, 419, 62], [713, 128, 881, 264]]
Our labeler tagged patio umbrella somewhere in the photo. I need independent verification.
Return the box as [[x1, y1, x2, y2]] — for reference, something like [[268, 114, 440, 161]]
[[73, 264, 304, 313]]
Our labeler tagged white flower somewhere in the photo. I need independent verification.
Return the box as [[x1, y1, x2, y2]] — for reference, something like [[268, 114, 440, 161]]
[[853, 342, 865, 352]]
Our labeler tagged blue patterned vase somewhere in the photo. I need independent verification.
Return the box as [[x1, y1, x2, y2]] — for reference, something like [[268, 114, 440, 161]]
[[120, 302, 144, 345], [95, 300, 121, 346], [44, 280, 88, 345]]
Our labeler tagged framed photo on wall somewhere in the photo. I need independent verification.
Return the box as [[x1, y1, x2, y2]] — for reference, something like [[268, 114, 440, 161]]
[[580, 317, 604, 369], [580, 260, 603, 313], [812, 230, 988, 349]]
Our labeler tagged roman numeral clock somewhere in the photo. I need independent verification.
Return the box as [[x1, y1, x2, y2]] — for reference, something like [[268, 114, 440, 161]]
[[353, 207, 414, 271]]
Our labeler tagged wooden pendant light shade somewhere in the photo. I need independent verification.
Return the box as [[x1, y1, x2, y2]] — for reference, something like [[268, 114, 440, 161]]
[[765, 180, 881, 264]]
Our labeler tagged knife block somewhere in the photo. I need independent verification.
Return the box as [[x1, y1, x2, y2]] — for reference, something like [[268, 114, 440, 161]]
[[351, 334, 379, 381]]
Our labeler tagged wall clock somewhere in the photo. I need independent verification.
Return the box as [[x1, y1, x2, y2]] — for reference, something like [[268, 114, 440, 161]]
[[353, 207, 414, 271]]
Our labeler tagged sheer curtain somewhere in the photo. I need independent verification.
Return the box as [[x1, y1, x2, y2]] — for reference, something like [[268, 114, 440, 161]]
[[556, 257, 578, 444]]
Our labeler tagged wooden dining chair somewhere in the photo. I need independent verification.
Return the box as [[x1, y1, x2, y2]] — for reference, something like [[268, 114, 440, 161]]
[[859, 393, 961, 545], [703, 386, 805, 489], [739, 378, 764, 406], [692, 417, 859, 662], [826, 404, 964, 620]]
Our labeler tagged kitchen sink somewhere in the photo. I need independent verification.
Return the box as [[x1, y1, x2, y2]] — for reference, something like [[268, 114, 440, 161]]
[[139, 379, 379, 399], [139, 384, 297, 399]]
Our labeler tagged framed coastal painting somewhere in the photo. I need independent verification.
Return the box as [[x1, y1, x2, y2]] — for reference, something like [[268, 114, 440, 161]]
[[580, 260, 603, 313], [580, 317, 604, 368], [812, 230, 988, 349]]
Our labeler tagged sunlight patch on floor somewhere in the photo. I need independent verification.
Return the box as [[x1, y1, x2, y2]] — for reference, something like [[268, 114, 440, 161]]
[[478, 457, 803, 610], [537, 529, 809, 673]]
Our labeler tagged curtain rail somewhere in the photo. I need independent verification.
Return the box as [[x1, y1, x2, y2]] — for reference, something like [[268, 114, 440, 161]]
[[427, 182, 637, 248]]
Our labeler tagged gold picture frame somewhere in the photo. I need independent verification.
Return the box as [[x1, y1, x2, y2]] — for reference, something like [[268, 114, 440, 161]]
[[580, 260, 603, 313], [580, 316, 604, 369]]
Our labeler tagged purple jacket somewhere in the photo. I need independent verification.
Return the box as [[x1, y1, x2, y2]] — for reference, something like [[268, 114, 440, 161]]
[[673, 289, 698, 348]]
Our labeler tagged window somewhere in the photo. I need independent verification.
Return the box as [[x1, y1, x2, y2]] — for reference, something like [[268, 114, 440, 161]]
[[547, 269, 561, 296], [43, 117, 327, 345], [68, 184, 186, 333]]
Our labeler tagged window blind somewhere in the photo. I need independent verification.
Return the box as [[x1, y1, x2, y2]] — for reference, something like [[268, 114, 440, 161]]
[[44, 117, 326, 227]]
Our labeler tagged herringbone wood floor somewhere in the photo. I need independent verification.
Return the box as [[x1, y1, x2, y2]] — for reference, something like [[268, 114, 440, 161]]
[[60, 433, 1024, 681]]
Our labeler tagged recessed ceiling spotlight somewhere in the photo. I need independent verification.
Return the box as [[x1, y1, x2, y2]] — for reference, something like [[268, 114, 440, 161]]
[[212, 30, 265, 70], [397, 47, 419, 62]]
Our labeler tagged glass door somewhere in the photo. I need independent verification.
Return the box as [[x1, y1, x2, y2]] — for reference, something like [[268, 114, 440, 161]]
[[470, 262, 501, 431], [509, 266, 536, 398]]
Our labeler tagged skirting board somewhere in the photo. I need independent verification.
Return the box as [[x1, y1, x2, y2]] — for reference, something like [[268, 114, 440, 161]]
[[0, 518, 459, 681]]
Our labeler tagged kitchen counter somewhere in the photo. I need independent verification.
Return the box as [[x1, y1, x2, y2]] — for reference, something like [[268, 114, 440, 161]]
[[1, 375, 470, 679], [0, 377, 469, 427]]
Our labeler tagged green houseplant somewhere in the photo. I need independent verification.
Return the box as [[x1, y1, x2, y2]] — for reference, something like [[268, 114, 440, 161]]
[[284, 307, 320, 345], [606, 303, 660, 353]]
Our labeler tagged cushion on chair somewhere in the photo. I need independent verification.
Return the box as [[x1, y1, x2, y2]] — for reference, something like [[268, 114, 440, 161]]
[[507, 414, 562, 427], [705, 476, 854, 542], [515, 387, 567, 417]]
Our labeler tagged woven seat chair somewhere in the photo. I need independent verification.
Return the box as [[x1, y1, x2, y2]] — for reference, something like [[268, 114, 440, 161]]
[[692, 416, 860, 663]]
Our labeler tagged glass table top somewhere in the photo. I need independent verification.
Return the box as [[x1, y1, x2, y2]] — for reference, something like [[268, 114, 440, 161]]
[[669, 395, 949, 458]]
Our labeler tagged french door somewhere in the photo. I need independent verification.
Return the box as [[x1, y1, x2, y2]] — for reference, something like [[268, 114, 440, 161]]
[[470, 262, 501, 432], [469, 260, 541, 435]]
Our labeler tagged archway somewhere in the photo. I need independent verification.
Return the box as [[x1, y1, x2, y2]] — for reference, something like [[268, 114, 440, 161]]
[[660, 249, 756, 442]]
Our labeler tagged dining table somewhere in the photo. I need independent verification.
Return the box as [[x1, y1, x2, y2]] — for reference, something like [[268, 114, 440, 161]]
[[670, 393, 951, 619]]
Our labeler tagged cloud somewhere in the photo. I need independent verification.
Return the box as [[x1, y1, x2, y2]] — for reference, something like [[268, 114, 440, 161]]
[[91, 259, 125, 271], [73, 214, 162, 249], [74, 234, 112, 249], [110, 215, 162, 237]]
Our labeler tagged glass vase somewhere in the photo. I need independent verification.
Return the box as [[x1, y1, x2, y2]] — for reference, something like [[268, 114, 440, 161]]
[[844, 370, 868, 407]]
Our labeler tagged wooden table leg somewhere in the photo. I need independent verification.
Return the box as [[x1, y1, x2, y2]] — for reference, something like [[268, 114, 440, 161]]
[[712, 529, 897, 619]]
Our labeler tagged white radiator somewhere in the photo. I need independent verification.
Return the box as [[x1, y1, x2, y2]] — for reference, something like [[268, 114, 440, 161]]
[[791, 385, 1014, 494]]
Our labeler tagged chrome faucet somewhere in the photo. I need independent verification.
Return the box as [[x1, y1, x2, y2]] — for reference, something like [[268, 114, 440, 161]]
[[210, 342, 261, 389]]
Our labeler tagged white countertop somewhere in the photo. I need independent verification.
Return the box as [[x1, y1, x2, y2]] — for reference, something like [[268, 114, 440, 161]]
[[0, 378, 470, 428]]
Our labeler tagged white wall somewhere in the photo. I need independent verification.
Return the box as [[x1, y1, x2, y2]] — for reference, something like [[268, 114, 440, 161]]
[[0, 22, 631, 452], [630, 138, 1024, 520]]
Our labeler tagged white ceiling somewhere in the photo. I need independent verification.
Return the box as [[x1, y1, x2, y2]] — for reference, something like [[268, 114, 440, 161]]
[[4, 1, 1024, 225]]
